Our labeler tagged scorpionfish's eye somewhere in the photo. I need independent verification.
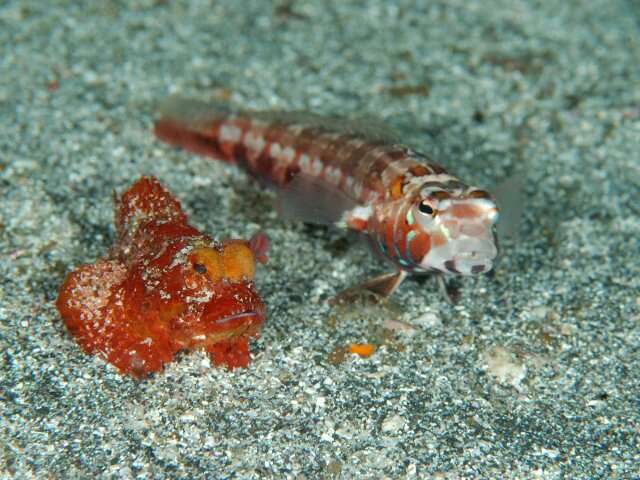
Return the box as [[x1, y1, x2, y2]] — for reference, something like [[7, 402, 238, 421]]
[[418, 200, 436, 216]]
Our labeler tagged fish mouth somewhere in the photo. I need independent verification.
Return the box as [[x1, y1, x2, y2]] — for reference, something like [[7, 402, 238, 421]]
[[187, 308, 264, 348], [449, 241, 497, 274], [421, 235, 498, 275], [214, 310, 262, 327]]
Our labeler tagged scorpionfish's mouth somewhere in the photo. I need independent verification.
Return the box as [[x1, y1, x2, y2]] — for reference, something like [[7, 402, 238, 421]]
[[212, 309, 263, 329], [202, 296, 265, 340]]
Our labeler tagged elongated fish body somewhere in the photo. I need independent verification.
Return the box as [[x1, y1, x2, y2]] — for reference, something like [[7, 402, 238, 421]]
[[155, 98, 499, 296]]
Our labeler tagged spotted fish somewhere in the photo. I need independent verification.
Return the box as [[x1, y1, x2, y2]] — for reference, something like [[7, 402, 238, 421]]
[[154, 97, 499, 296]]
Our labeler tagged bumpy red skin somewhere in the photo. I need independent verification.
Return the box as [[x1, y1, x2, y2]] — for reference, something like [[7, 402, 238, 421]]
[[56, 177, 266, 378]]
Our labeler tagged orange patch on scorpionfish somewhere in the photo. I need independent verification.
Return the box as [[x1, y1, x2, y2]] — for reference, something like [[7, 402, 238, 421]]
[[56, 177, 269, 378]]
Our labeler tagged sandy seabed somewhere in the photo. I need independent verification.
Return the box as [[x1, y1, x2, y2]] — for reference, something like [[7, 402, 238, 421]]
[[1, 1, 638, 478]]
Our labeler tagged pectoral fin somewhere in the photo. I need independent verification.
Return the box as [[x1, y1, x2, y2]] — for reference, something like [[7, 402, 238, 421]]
[[276, 173, 358, 226]]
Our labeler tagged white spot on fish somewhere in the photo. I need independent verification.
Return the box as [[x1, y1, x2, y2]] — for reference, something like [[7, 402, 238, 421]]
[[270, 142, 282, 158], [219, 124, 242, 143], [299, 153, 311, 171], [350, 204, 372, 221], [282, 146, 296, 162], [312, 157, 323, 175], [244, 131, 266, 154], [325, 166, 342, 185]]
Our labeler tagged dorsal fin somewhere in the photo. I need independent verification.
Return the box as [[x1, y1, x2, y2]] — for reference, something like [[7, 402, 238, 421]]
[[250, 110, 402, 144], [158, 96, 403, 145], [157, 96, 233, 133]]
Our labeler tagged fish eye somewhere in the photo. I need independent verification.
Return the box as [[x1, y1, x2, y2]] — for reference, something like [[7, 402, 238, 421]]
[[193, 263, 207, 274], [418, 201, 436, 216]]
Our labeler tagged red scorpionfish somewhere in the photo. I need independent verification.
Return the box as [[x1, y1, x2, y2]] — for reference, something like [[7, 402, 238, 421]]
[[56, 177, 269, 378]]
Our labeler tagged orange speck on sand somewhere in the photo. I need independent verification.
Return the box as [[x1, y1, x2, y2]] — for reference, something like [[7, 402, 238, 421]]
[[349, 343, 376, 358]]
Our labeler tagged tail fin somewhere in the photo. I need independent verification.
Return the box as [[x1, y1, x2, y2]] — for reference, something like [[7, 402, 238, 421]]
[[153, 96, 234, 161]]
